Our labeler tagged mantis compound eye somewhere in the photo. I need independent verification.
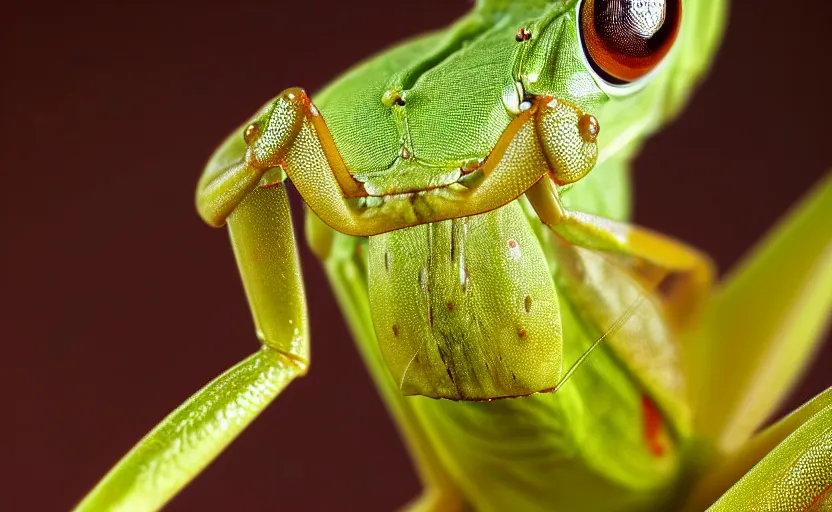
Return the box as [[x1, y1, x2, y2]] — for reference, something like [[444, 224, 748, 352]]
[[579, 0, 682, 84]]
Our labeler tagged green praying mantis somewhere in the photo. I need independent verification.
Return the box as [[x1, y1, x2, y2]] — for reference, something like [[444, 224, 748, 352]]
[[76, 0, 832, 510]]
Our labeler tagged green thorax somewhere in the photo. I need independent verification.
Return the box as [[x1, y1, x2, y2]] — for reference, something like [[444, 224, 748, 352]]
[[313, 2, 557, 194], [312, 0, 722, 197]]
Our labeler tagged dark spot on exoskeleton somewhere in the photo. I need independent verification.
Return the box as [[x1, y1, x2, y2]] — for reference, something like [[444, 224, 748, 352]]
[[384, 251, 390, 272], [525, 295, 532, 313], [512, 372, 517, 381], [429, 306, 434, 326], [518, 327, 528, 340], [447, 302, 455, 311], [515, 27, 532, 42], [437, 346, 456, 386], [508, 239, 518, 249], [450, 228, 455, 260], [382, 89, 405, 107], [392, 324, 399, 337]]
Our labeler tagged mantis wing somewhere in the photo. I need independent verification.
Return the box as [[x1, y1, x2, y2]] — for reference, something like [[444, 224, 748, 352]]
[[550, 238, 693, 438]]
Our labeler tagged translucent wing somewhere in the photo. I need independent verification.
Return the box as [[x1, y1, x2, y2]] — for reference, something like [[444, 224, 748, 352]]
[[550, 235, 692, 436]]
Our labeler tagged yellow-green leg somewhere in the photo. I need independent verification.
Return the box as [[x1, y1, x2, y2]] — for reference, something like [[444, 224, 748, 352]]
[[526, 174, 715, 330], [76, 183, 309, 511]]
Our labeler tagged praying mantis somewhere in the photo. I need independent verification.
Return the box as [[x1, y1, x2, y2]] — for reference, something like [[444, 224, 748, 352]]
[[76, 0, 832, 510]]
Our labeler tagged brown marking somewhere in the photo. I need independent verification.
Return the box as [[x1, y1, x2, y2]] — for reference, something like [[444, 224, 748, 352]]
[[392, 324, 399, 337], [508, 239, 518, 249], [524, 295, 532, 313], [515, 27, 532, 42], [447, 302, 455, 311], [518, 327, 528, 340]]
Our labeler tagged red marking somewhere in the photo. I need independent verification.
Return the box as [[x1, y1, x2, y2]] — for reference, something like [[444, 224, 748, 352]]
[[641, 394, 665, 456], [508, 239, 518, 249]]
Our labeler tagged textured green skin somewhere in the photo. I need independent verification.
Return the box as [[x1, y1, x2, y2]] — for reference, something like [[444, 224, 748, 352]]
[[75, 1, 832, 511], [311, 1, 722, 509]]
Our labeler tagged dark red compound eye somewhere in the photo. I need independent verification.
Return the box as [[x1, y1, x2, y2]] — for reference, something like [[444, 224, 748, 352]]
[[580, 0, 682, 84]]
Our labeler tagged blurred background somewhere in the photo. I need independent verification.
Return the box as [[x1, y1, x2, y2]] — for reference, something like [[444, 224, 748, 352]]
[[2, 0, 830, 510]]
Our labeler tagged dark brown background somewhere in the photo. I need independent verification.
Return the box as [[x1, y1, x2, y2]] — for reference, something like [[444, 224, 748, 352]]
[[2, 1, 830, 510]]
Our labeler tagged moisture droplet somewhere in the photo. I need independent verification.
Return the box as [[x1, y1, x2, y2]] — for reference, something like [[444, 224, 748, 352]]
[[578, 114, 600, 143], [243, 123, 260, 145], [502, 82, 526, 115]]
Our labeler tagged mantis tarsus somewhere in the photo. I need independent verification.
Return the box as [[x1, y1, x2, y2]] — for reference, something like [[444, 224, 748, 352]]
[[75, 0, 832, 510]]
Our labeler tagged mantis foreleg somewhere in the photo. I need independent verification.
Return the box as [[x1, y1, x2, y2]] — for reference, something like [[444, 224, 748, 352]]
[[76, 162, 310, 512]]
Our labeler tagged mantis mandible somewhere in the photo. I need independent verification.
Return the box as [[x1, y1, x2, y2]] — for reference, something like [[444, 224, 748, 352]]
[[76, 0, 832, 510]]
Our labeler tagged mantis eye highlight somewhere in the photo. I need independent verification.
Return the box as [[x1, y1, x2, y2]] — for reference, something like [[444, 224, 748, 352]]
[[579, 0, 681, 84]]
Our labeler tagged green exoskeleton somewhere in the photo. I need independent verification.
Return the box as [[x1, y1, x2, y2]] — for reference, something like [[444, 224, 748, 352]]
[[76, 0, 832, 510]]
